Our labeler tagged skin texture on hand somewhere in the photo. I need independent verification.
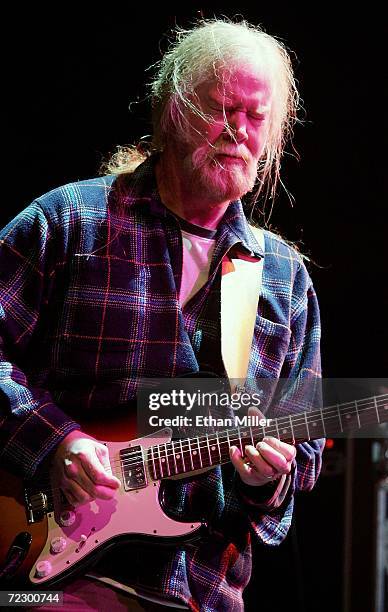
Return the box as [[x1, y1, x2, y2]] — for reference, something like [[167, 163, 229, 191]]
[[52, 430, 121, 506], [229, 407, 296, 487]]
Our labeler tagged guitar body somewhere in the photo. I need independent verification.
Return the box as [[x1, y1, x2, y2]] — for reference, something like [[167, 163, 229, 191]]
[[0, 418, 203, 588], [0, 468, 48, 584]]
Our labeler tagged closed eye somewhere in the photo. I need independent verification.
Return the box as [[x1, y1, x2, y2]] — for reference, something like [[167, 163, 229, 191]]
[[249, 113, 266, 122], [207, 102, 267, 123]]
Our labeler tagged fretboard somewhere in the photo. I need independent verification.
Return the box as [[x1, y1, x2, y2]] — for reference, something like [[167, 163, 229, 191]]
[[146, 393, 388, 480]]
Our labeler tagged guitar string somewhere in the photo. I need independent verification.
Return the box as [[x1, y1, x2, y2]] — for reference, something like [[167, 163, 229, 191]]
[[35, 395, 388, 490], [37, 396, 388, 481], [35, 391, 388, 470], [35, 398, 388, 493], [88, 395, 388, 467], [114, 393, 388, 464]]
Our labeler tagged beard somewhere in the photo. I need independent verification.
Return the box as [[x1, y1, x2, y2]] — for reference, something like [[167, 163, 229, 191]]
[[182, 143, 258, 202]]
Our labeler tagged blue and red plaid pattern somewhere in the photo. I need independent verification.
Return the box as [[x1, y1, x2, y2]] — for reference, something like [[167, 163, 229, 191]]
[[0, 157, 324, 611]]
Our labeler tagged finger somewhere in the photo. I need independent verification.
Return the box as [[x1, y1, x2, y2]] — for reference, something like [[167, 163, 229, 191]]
[[63, 451, 120, 500], [62, 488, 77, 506], [63, 471, 117, 503], [79, 447, 120, 489], [94, 445, 121, 488], [63, 461, 99, 499], [92, 484, 120, 501], [255, 441, 292, 474], [262, 436, 297, 462], [230, 446, 256, 480], [244, 445, 278, 479], [230, 446, 272, 486], [62, 477, 94, 506]]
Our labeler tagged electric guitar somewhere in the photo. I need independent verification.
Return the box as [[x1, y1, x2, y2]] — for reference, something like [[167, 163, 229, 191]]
[[0, 392, 387, 587]]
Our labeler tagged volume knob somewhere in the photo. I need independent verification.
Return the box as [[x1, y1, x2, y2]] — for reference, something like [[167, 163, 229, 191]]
[[50, 536, 67, 554], [59, 510, 76, 527], [35, 560, 52, 578]]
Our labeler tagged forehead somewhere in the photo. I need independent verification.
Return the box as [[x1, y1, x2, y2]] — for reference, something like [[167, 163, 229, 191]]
[[197, 62, 272, 105]]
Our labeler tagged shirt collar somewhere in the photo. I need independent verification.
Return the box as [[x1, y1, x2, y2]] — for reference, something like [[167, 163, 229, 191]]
[[217, 199, 264, 259], [112, 154, 264, 259]]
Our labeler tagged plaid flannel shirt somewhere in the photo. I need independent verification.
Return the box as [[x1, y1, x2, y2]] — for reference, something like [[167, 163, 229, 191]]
[[0, 157, 324, 611]]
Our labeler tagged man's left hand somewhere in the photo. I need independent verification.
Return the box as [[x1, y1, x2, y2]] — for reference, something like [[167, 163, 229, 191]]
[[229, 436, 296, 487]]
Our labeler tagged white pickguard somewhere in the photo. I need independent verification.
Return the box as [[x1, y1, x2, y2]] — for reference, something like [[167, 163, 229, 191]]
[[30, 429, 202, 585]]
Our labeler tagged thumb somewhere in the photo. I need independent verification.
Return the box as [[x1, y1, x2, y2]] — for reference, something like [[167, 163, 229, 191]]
[[95, 444, 121, 487]]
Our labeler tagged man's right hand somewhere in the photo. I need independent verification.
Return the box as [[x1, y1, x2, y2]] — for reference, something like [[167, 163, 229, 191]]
[[52, 430, 121, 506]]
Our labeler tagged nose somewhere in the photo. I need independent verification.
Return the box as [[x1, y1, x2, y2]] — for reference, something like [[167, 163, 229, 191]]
[[225, 111, 248, 143]]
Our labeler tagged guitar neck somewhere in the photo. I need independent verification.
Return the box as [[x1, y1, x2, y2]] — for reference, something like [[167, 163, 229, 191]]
[[147, 393, 388, 480]]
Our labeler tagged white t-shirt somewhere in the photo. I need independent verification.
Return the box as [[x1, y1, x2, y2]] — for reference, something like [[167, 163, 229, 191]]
[[174, 216, 217, 308]]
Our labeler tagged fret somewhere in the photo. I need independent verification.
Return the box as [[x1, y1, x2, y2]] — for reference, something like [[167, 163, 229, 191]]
[[197, 436, 203, 469], [179, 438, 186, 473], [239, 428, 250, 455], [215, 431, 222, 463], [220, 432, 229, 462], [306, 413, 324, 438], [356, 398, 377, 429], [374, 396, 380, 423], [252, 426, 260, 446], [249, 426, 255, 447], [171, 441, 178, 475], [379, 395, 388, 422], [159, 444, 167, 478], [190, 437, 202, 470], [226, 429, 231, 453], [208, 436, 220, 464], [304, 412, 311, 440], [150, 444, 157, 480], [320, 407, 340, 436], [319, 406, 327, 437], [237, 427, 243, 454], [354, 401, 361, 429], [187, 438, 194, 471], [206, 433, 212, 465], [289, 415, 295, 444], [157, 444, 163, 479], [164, 442, 171, 477], [337, 404, 343, 433], [274, 418, 280, 440], [291, 414, 310, 442]]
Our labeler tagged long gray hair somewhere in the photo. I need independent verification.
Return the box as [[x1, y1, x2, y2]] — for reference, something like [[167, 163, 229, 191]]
[[104, 19, 301, 213]]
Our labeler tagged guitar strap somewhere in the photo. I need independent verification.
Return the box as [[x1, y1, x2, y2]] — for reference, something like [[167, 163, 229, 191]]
[[220, 225, 265, 389]]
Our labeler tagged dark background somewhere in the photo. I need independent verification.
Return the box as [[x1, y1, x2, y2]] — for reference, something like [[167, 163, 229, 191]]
[[5, 7, 387, 611]]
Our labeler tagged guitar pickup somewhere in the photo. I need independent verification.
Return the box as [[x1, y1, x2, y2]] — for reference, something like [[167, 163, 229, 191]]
[[120, 445, 147, 491]]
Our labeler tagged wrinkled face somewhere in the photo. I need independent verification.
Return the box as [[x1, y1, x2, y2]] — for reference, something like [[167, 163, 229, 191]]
[[176, 62, 272, 202]]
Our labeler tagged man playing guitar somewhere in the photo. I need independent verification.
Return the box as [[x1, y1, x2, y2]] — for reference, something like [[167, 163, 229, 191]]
[[0, 19, 325, 611]]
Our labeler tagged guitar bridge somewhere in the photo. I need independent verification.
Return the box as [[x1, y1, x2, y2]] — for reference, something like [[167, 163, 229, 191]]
[[120, 445, 147, 491], [24, 489, 49, 524]]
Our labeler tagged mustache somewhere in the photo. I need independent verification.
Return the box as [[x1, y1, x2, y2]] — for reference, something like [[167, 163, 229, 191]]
[[192, 145, 251, 169], [212, 146, 250, 161]]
